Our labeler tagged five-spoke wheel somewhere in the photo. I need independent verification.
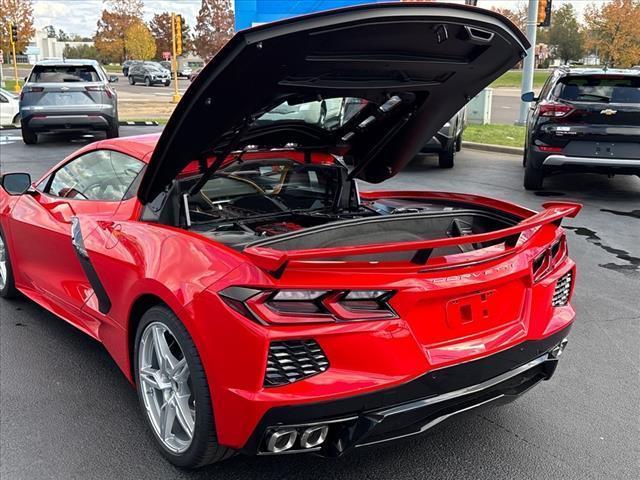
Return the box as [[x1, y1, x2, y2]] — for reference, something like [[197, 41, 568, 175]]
[[139, 322, 195, 453]]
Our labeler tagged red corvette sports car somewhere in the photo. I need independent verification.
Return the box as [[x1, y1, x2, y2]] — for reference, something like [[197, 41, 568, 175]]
[[0, 3, 580, 470]]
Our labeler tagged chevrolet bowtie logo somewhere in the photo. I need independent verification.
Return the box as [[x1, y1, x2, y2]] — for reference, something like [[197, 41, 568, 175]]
[[600, 109, 618, 116]]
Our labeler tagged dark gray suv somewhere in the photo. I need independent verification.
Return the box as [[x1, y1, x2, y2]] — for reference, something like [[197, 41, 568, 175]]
[[20, 59, 119, 144]]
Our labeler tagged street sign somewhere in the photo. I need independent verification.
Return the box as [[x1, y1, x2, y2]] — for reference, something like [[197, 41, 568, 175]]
[[163, 51, 171, 60]]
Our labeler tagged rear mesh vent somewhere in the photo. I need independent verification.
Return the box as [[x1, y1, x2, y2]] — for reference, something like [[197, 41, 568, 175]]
[[265, 340, 329, 387], [552, 272, 573, 307]]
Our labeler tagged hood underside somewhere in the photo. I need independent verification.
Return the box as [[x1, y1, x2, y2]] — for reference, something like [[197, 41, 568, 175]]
[[138, 2, 528, 204]]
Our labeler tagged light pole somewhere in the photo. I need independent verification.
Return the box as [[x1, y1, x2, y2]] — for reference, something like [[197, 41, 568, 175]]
[[516, 0, 539, 125]]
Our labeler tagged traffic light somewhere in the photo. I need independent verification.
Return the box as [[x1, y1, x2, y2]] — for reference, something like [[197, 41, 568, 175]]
[[9, 23, 18, 44], [175, 15, 183, 56], [537, 0, 552, 27]]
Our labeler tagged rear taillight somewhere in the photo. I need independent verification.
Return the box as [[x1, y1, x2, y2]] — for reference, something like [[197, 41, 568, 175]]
[[532, 235, 568, 281], [539, 101, 575, 118], [220, 287, 396, 325], [538, 145, 563, 153]]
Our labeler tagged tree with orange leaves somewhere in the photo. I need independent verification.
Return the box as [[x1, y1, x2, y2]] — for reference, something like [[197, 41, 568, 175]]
[[0, 0, 35, 55], [584, 0, 640, 68]]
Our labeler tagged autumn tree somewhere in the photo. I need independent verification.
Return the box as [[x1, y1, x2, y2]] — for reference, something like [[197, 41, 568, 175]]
[[0, 0, 35, 54], [150, 12, 193, 59], [491, 3, 528, 33], [95, 0, 145, 63], [125, 21, 156, 60], [548, 4, 584, 64], [194, 0, 234, 61], [584, 0, 640, 68]]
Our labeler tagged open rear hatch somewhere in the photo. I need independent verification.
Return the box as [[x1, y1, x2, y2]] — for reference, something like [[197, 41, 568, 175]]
[[137, 2, 529, 204]]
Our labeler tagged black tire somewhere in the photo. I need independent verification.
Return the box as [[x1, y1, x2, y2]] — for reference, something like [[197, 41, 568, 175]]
[[524, 160, 544, 190], [164, 81, 170, 87], [0, 227, 19, 299], [129, 76, 135, 85], [438, 145, 455, 169], [134, 306, 234, 469], [145, 77, 151, 87], [106, 121, 119, 139], [21, 124, 37, 145]]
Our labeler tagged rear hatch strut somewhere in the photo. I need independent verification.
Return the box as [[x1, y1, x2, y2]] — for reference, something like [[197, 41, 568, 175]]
[[243, 202, 582, 277]]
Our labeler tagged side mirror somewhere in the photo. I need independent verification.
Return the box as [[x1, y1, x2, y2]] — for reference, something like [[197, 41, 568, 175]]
[[1, 173, 32, 195], [109, 75, 119, 83], [521, 91, 537, 102]]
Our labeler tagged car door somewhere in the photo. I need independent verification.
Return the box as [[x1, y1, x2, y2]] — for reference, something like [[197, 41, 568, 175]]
[[7, 148, 144, 316], [0, 91, 15, 125]]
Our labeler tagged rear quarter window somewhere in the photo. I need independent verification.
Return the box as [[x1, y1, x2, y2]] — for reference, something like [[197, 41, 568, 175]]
[[553, 76, 640, 104], [29, 65, 101, 83]]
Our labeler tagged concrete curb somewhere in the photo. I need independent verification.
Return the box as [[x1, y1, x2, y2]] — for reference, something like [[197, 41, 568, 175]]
[[462, 141, 523, 156], [119, 120, 160, 126], [0, 120, 160, 131]]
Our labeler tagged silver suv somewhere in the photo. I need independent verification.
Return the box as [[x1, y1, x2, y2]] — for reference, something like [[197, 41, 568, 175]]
[[20, 59, 119, 144]]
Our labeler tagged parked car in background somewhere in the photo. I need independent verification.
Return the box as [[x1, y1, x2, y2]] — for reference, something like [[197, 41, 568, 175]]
[[189, 68, 202, 82], [1, 4, 580, 469], [159, 61, 193, 78], [523, 67, 640, 189], [122, 60, 140, 77], [128, 62, 171, 86], [0, 88, 20, 127], [19, 59, 119, 144], [419, 107, 467, 168]]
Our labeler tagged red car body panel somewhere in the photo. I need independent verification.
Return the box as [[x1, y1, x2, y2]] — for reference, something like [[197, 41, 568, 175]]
[[0, 134, 579, 451]]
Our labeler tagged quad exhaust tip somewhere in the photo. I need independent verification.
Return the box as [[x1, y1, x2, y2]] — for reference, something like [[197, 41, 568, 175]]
[[265, 425, 329, 453]]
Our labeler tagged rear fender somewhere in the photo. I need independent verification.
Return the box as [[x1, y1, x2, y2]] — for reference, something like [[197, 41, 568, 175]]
[[71, 216, 246, 381]]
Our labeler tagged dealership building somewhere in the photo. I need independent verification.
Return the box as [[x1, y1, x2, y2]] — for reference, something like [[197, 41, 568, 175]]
[[234, 0, 388, 29]]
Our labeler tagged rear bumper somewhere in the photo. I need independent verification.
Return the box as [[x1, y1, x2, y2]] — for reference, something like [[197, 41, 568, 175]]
[[241, 324, 571, 456], [543, 154, 640, 169], [23, 113, 114, 132]]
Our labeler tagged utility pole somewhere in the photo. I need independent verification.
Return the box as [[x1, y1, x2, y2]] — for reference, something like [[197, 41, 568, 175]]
[[0, 49, 5, 88], [516, 0, 539, 125], [171, 13, 181, 104]]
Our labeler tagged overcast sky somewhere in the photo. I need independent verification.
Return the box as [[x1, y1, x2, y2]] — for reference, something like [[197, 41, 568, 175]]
[[32, 0, 605, 38]]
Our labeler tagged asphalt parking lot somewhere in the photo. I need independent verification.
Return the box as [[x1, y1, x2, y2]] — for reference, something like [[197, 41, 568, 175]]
[[0, 127, 638, 479]]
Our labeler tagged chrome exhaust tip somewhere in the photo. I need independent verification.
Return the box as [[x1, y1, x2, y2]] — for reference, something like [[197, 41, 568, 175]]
[[549, 338, 569, 359], [265, 428, 298, 453], [300, 425, 329, 449]]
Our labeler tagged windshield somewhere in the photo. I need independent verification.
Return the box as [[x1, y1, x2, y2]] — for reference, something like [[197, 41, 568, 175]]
[[197, 159, 342, 213], [29, 65, 100, 83], [553, 76, 640, 103], [255, 97, 369, 131]]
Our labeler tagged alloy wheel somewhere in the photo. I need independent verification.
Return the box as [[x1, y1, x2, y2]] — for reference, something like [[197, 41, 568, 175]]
[[138, 322, 195, 453], [0, 234, 7, 290]]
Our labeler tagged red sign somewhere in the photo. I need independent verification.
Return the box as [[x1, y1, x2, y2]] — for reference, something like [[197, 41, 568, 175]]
[[162, 51, 171, 61]]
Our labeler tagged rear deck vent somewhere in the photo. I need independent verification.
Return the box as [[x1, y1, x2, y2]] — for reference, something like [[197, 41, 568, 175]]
[[265, 340, 329, 387], [552, 272, 573, 307]]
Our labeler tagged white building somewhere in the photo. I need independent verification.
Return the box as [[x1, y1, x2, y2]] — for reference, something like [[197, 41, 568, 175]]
[[25, 28, 93, 63]]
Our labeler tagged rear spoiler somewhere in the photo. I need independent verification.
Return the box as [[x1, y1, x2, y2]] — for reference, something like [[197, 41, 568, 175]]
[[243, 202, 582, 277]]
